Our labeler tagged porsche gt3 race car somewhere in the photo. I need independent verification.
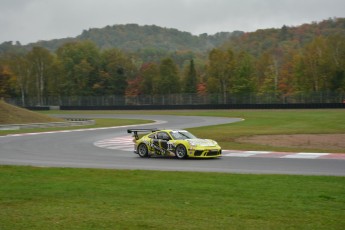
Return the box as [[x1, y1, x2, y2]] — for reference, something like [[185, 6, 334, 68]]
[[127, 128, 222, 159]]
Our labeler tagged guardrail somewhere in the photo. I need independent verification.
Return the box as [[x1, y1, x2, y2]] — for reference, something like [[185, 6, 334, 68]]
[[0, 119, 95, 131]]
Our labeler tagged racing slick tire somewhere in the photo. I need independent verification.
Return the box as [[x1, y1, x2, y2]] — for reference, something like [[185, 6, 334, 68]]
[[175, 144, 188, 159], [137, 143, 149, 158]]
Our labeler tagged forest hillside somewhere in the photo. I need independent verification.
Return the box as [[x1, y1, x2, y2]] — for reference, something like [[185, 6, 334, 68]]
[[0, 18, 344, 106]]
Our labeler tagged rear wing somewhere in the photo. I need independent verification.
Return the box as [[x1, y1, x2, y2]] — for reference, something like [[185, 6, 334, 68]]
[[127, 128, 158, 140]]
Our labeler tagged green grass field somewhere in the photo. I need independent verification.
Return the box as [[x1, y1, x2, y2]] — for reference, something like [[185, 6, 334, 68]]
[[1, 166, 344, 230], [1, 109, 345, 229]]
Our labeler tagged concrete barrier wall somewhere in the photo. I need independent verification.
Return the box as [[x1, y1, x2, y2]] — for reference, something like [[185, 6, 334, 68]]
[[57, 103, 345, 110]]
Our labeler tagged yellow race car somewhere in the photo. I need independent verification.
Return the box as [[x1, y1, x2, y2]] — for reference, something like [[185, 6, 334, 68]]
[[127, 129, 221, 159]]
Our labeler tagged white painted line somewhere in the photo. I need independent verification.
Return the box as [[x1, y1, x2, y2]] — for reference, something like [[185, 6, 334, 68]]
[[106, 145, 133, 150], [122, 147, 135, 151], [246, 151, 272, 154], [282, 153, 330, 159], [96, 140, 133, 145], [222, 152, 258, 157]]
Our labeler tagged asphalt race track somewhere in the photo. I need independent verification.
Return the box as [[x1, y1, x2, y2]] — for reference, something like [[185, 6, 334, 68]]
[[1, 114, 345, 176]]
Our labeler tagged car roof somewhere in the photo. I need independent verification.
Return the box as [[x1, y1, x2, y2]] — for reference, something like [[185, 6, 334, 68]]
[[155, 129, 187, 132]]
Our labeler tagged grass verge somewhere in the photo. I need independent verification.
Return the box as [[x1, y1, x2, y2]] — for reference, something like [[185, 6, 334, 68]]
[[0, 166, 344, 230]]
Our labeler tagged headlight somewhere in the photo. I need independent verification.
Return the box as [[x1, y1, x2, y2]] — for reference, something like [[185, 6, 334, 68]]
[[187, 140, 197, 147]]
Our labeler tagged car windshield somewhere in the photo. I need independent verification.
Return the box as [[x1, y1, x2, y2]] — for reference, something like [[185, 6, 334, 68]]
[[169, 130, 197, 140]]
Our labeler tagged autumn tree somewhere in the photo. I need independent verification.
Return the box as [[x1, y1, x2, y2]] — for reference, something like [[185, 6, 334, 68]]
[[275, 57, 293, 97], [0, 63, 16, 98], [139, 62, 159, 95], [207, 48, 236, 103], [255, 52, 280, 96]]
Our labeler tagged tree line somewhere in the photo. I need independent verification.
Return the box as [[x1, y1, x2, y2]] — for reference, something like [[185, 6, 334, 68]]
[[0, 20, 344, 106]]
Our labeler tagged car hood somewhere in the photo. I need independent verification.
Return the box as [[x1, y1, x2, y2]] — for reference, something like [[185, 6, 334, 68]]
[[186, 139, 217, 147]]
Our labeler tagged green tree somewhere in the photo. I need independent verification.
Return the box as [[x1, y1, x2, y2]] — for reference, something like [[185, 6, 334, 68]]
[[100, 48, 136, 95], [302, 37, 328, 92], [232, 51, 255, 95], [6, 53, 31, 105], [326, 35, 345, 92], [46, 58, 65, 102], [293, 36, 336, 93], [155, 58, 180, 94], [27, 47, 54, 105], [56, 41, 100, 96], [183, 59, 197, 93]]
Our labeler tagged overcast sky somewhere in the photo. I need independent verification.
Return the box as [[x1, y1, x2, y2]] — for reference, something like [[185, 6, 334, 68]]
[[1, 0, 344, 45]]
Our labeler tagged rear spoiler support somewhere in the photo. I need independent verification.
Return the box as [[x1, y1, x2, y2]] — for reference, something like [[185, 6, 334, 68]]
[[127, 128, 158, 140]]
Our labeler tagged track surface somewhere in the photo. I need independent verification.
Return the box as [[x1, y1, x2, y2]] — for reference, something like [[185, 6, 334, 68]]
[[1, 114, 345, 176]]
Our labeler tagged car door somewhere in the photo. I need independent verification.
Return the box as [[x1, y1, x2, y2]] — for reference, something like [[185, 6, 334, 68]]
[[152, 131, 171, 155], [158, 132, 171, 151]]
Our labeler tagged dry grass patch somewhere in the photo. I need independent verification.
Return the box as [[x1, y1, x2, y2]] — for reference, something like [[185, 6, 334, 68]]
[[236, 134, 345, 152]]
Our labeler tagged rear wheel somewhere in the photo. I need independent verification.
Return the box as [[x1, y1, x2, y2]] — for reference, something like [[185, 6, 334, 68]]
[[137, 143, 148, 158], [175, 144, 187, 159]]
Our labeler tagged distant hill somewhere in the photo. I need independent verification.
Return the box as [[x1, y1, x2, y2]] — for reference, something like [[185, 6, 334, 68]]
[[8, 24, 242, 53], [0, 100, 62, 124], [223, 17, 345, 57], [1, 18, 343, 57]]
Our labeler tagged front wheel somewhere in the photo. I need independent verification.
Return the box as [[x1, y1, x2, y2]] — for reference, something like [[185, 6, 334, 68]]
[[175, 144, 188, 159], [137, 143, 149, 158]]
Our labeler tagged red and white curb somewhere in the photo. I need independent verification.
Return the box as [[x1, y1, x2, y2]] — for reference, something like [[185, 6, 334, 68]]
[[222, 150, 345, 160], [94, 136, 345, 160], [94, 136, 135, 151]]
